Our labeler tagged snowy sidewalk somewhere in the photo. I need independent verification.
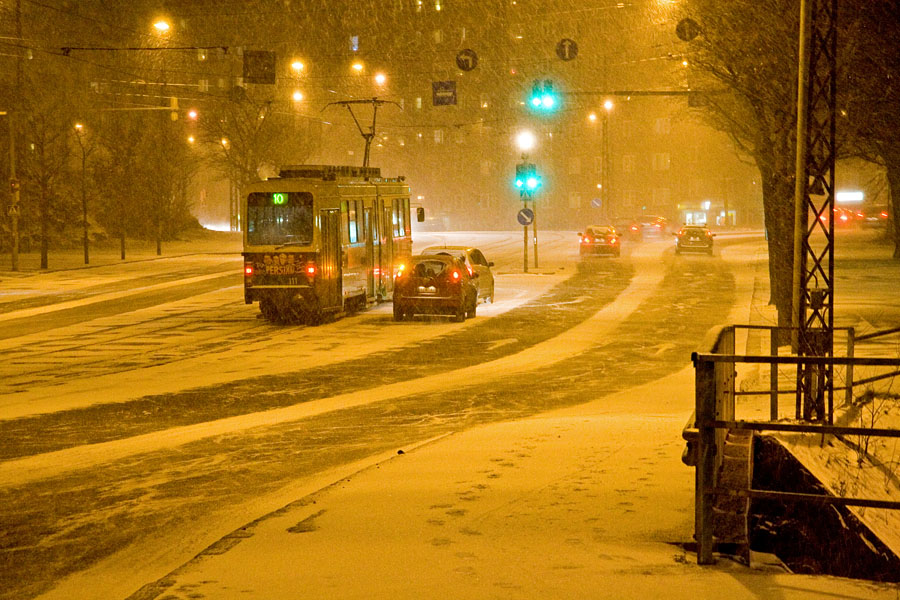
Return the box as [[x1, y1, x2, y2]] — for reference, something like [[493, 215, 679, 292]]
[[124, 368, 899, 600]]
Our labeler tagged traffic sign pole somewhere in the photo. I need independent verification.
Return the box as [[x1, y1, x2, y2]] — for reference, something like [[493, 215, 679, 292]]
[[532, 199, 539, 269], [523, 199, 529, 274]]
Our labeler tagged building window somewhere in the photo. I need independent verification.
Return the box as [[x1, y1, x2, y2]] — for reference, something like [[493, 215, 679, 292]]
[[568, 192, 582, 209], [622, 154, 635, 174], [652, 153, 671, 171], [623, 189, 637, 206], [198, 79, 209, 92], [654, 117, 671, 135], [415, 97, 422, 109], [434, 129, 444, 144], [433, 29, 443, 44], [350, 35, 359, 52], [480, 94, 490, 109]]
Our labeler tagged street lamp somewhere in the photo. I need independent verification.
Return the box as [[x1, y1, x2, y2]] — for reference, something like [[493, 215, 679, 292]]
[[153, 19, 171, 34], [374, 72, 387, 86], [602, 100, 614, 219], [73, 123, 89, 264]]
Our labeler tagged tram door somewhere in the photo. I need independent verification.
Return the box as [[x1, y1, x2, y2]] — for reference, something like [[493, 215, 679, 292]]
[[319, 209, 342, 310], [365, 207, 375, 298]]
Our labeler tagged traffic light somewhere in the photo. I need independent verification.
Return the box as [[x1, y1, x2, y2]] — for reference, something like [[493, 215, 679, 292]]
[[515, 162, 541, 192], [528, 79, 559, 113]]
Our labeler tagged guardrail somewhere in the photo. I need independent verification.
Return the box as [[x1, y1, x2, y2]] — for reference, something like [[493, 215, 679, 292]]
[[686, 324, 900, 565]]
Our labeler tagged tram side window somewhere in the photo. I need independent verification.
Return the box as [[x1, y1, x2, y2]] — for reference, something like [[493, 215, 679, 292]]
[[341, 200, 362, 244], [403, 198, 411, 236], [392, 198, 407, 238]]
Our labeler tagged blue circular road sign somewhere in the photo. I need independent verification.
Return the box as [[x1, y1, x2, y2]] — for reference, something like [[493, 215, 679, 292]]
[[591, 197, 602, 209], [517, 208, 535, 226]]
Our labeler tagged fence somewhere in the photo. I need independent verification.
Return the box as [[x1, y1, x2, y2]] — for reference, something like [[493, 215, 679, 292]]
[[685, 324, 900, 565]]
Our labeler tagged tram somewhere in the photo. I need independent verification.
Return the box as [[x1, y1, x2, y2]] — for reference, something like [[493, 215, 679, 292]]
[[241, 164, 422, 324]]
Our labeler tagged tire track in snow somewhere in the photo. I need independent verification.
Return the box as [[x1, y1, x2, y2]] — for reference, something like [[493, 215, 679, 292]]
[[0, 246, 669, 487]]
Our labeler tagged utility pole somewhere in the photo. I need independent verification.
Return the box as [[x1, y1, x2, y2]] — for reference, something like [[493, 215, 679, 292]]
[[792, 0, 838, 423], [8, 0, 22, 271]]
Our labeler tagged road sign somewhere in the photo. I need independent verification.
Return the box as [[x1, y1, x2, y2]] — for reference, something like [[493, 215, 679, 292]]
[[456, 49, 478, 71], [591, 198, 602, 209], [432, 80, 457, 106], [517, 208, 534, 226], [676, 18, 701, 42], [7, 204, 19, 217], [556, 38, 578, 61]]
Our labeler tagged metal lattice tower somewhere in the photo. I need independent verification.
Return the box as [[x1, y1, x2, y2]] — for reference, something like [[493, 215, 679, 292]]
[[794, 0, 838, 422]]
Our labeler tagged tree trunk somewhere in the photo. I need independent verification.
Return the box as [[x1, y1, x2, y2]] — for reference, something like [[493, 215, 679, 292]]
[[883, 154, 900, 259], [39, 185, 49, 270], [760, 167, 796, 330]]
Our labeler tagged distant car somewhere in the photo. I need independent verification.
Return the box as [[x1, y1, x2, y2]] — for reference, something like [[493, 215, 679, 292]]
[[393, 254, 477, 322], [861, 206, 890, 229], [578, 225, 621, 257], [638, 215, 669, 238], [614, 218, 643, 241], [420, 245, 495, 303], [674, 225, 715, 255]]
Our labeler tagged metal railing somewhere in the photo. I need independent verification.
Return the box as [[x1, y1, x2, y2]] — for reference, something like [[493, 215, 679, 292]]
[[686, 324, 900, 565]]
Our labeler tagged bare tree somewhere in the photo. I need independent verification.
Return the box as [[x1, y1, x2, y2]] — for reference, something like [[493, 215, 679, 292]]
[[678, 0, 801, 328]]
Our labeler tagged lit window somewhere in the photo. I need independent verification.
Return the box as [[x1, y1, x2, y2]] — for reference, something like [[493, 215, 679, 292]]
[[415, 97, 422, 109], [350, 35, 359, 52]]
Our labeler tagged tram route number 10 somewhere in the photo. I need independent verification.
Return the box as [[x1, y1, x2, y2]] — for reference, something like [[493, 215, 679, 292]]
[[273, 193, 287, 205]]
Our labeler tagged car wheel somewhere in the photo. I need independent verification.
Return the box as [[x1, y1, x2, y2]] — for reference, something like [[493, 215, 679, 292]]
[[487, 284, 494, 303], [466, 296, 477, 319], [393, 302, 405, 321], [453, 300, 466, 323]]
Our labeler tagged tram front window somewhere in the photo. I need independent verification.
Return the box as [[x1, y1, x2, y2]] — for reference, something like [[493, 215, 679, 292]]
[[247, 192, 314, 246]]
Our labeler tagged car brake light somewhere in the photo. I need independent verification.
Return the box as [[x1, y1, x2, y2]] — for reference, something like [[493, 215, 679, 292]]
[[466, 264, 473, 276], [306, 263, 317, 277], [451, 270, 460, 282], [394, 264, 404, 278], [609, 236, 617, 244], [882, 211, 889, 219], [582, 237, 591, 243], [244, 263, 253, 276], [706, 230, 713, 237]]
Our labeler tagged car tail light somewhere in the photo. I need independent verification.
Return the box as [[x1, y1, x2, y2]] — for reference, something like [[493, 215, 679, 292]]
[[394, 264, 405, 278], [706, 230, 713, 237], [882, 211, 889, 219], [451, 270, 461, 282], [582, 236, 591, 243], [244, 263, 253, 276], [630, 225, 638, 232], [608, 236, 617, 244], [677, 229, 684, 237], [306, 263, 317, 277]]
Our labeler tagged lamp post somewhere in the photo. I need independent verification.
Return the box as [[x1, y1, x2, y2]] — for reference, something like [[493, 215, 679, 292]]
[[602, 99, 613, 220], [74, 123, 89, 264]]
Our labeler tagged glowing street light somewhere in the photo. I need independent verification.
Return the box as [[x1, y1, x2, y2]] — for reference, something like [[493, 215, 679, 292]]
[[604, 99, 614, 112], [291, 60, 305, 73], [153, 20, 171, 34], [374, 72, 386, 86], [351, 61, 364, 73], [292, 90, 304, 102], [588, 112, 597, 123], [515, 130, 536, 153], [187, 109, 198, 120]]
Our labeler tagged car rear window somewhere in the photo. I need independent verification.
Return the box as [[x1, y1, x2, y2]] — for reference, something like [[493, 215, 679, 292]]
[[412, 259, 449, 277]]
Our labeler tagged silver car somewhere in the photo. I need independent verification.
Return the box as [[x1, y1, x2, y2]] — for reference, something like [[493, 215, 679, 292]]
[[421, 245, 495, 303]]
